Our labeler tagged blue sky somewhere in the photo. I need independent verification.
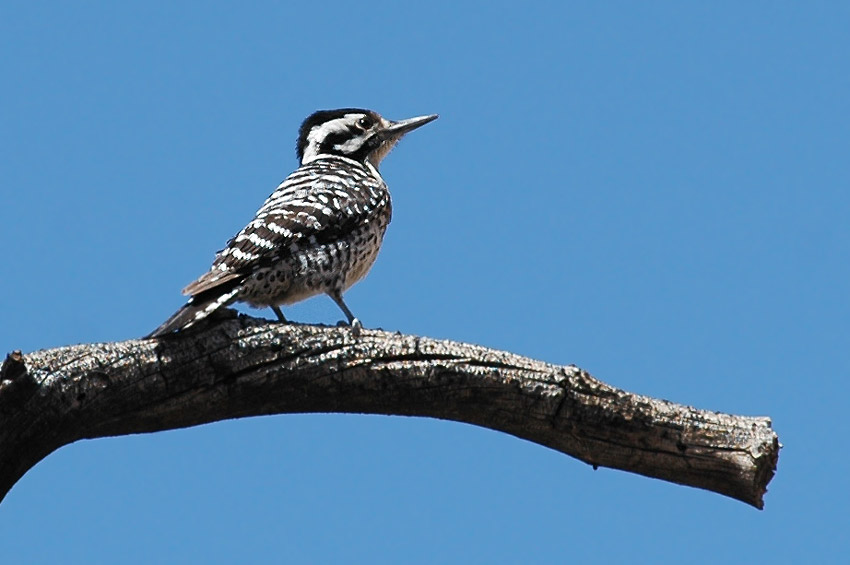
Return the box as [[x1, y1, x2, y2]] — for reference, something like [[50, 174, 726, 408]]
[[2, 1, 848, 563]]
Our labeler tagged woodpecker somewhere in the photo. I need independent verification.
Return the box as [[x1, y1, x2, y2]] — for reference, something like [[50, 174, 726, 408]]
[[148, 108, 437, 338]]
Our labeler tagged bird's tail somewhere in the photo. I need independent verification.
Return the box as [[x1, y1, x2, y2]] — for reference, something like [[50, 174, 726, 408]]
[[147, 286, 241, 338]]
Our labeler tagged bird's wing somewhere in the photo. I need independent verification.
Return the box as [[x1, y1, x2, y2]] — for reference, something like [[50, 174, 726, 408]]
[[182, 160, 387, 297]]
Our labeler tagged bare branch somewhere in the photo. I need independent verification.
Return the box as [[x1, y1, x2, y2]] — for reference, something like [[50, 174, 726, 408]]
[[0, 314, 779, 508]]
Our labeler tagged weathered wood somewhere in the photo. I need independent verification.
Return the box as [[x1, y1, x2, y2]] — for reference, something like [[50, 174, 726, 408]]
[[0, 314, 779, 508]]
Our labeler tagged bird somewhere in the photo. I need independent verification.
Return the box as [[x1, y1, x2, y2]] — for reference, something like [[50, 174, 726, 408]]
[[148, 108, 438, 338]]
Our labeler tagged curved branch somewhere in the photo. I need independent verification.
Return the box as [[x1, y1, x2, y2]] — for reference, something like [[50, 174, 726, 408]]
[[0, 314, 779, 508]]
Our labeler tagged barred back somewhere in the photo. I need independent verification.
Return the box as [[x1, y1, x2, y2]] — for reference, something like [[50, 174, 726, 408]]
[[183, 155, 390, 298]]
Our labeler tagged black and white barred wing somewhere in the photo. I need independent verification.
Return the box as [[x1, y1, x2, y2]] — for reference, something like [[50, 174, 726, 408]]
[[182, 160, 386, 297]]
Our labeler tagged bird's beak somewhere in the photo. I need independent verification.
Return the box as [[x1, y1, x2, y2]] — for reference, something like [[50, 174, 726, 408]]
[[381, 114, 439, 138]]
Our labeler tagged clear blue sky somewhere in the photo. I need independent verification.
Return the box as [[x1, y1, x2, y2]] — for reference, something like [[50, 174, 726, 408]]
[[2, 2, 848, 563]]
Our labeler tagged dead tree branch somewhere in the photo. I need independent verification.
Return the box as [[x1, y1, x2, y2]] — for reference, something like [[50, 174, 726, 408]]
[[0, 314, 779, 508]]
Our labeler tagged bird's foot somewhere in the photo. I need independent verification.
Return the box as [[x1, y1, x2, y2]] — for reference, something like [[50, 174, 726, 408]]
[[338, 318, 362, 337]]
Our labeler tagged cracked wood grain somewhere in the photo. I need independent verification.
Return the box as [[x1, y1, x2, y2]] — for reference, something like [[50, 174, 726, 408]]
[[0, 314, 779, 508]]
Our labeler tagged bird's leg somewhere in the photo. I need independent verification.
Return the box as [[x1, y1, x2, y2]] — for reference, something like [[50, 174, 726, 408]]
[[328, 291, 362, 335], [270, 305, 287, 323]]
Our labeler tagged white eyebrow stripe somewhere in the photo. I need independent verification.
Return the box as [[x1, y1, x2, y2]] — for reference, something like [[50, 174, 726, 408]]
[[301, 114, 368, 164]]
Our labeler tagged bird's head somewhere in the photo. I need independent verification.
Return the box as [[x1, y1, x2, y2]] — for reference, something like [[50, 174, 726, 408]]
[[296, 108, 438, 167]]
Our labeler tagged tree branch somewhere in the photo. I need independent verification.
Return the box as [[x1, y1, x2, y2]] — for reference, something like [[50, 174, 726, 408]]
[[0, 314, 779, 508]]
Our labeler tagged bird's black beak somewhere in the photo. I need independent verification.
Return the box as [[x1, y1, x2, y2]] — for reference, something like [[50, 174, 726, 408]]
[[381, 114, 439, 138]]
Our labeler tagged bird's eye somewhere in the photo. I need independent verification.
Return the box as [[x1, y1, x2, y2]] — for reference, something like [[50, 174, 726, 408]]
[[358, 116, 373, 129]]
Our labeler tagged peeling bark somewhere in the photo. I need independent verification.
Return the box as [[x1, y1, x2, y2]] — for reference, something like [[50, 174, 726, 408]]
[[0, 314, 779, 508]]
